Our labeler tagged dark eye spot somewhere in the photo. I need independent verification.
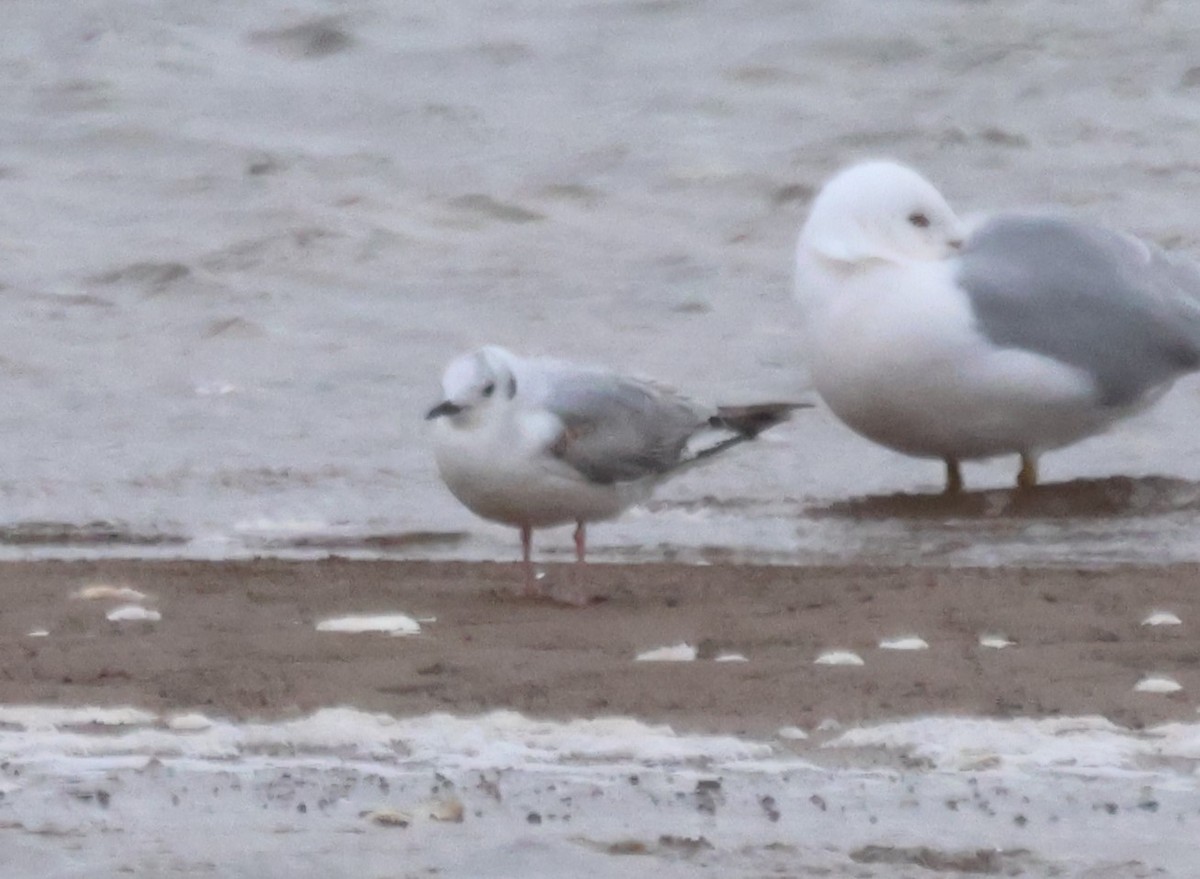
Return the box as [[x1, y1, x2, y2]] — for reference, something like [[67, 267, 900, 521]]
[[908, 212, 931, 229], [482, 382, 496, 398]]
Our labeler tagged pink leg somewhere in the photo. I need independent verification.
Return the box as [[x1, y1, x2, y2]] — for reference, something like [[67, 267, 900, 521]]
[[520, 524, 540, 597], [573, 521, 586, 564]]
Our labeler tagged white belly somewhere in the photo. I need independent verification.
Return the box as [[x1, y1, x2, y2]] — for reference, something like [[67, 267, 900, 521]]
[[431, 418, 646, 528], [801, 260, 1137, 460]]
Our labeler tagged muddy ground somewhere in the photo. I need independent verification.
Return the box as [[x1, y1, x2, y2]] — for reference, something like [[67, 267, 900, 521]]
[[2, 559, 1196, 735]]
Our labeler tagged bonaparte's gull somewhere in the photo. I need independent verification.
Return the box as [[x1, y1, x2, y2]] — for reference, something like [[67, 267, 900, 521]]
[[427, 346, 804, 595], [795, 160, 1200, 493]]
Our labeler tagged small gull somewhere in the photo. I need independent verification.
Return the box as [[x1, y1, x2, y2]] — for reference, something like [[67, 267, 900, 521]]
[[795, 160, 1200, 493], [427, 345, 804, 597]]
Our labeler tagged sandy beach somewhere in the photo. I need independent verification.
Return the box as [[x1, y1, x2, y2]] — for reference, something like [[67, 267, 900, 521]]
[[4, 559, 1197, 733], [4, 559, 1200, 878]]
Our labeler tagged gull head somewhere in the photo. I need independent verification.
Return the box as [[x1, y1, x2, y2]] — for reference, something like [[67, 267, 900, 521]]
[[800, 161, 965, 267], [426, 346, 519, 422]]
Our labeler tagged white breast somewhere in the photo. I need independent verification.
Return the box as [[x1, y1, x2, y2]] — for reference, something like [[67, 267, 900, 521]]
[[798, 256, 1112, 459], [430, 410, 644, 529]]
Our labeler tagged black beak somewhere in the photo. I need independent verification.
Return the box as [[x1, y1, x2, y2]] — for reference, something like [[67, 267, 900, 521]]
[[426, 400, 464, 420]]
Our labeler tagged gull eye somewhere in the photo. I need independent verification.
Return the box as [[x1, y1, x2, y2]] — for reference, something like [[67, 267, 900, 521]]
[[908, 212, 931, 229], [481, 382, 496, 398]]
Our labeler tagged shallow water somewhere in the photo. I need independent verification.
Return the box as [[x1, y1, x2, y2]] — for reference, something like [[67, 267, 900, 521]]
[[4, 1, 1200, 565], [4, 707, 1199, 878]]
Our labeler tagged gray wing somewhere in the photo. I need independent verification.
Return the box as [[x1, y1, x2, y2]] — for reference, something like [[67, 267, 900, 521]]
[[957, 215, 1200, 406], [540, 371, 709, 485]]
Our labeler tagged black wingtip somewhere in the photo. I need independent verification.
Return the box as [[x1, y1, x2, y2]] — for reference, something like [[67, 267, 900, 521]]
[[710, 401, 812, 437]]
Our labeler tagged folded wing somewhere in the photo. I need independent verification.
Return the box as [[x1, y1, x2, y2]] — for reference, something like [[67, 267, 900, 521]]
[[958, 215, 1200, 406], [539, 369, 708, 485]]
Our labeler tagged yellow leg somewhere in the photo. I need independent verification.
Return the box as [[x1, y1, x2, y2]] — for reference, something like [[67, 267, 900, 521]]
[[944, 458, 963, 495], [1017, 454, 1038, 490]]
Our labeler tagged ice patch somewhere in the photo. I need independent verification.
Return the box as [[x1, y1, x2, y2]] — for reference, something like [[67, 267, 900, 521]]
[[0, 706, 158, 732], [777, 726, 808, 741], [4, 708, 1200, 877], [1142, 610, 1182, 627], [879, 636, 928, 651], [1135, 675, 1183, 694], [979, 633, 1014, 649], [167, 713, 215, 732], [0, 706, 771, 768], [814, 650, 864, 666], [315, 614, 421, 635], [27, 629, 49, 637], [73, 584, 149, 602], [106, 604, 161, 622], [828, 714, 1200, 773], [714, 652, 748, 662], [635, 643, 697, 662]]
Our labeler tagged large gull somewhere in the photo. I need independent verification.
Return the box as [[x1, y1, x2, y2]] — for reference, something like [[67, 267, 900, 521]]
[[794, 160, 1200, 493], [427, 345, 803, 596]]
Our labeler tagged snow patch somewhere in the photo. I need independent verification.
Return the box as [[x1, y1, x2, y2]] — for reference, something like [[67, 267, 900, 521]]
[[74, 584, 149, 602], [879, 636, 928, 651], [714, 652, 748, 663], [979, 633, 1014, 649], [1142, 610, 1182, 627], [315, 614, 421, 635], [635, 643, 697, 662], [106, 604, 161, 622], [814, 650, 864, 666], [1135, 676, 1182, 694]]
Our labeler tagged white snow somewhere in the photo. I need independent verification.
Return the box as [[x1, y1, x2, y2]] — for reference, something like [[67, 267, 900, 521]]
[[635, 643, 697, 662], [878, 636, 929, 651], [979, 633, 1015, 649], [106, 604, 162, 622], [1142, 610, 1182, 627], [74, 584, 149, 602], [814, 650, 864, 666], [315, 614, 421, 635], [776, 726, 809, 741]]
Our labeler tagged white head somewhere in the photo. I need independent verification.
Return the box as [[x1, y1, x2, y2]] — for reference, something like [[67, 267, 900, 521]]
[[426, 345, 519, 423], [799, 161, 966, 266]]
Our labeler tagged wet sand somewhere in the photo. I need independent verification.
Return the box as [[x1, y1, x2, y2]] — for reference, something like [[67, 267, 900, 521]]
[[4, 559, 1197, 733]]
